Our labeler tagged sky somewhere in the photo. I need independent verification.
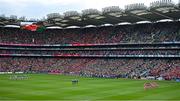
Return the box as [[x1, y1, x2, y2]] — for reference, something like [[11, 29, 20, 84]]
[[0, 0, 179, 19]]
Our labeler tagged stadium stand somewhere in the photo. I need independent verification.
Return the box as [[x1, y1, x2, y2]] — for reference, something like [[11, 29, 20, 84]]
[[0, 0, 180, 81], [0, 22, 180, 44]]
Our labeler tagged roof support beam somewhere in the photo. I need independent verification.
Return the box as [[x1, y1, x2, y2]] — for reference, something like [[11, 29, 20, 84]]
[[127, 13, 151, 21], [88, 17, 110, 25], [106, 15, 125, 23], [151, 11, 173, 20]]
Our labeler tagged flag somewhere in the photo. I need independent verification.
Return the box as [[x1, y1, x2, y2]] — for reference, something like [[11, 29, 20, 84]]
[[36, 21, 46, 32], [21, 24, 38, 31], [36, 25, 46, 33], [21, 22, 46, 32]]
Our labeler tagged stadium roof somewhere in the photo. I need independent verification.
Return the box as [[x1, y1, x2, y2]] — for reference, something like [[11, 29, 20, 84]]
[[0, 0, 180, 28]]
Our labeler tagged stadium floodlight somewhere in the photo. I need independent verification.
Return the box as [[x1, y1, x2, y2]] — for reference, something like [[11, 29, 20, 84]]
[[9, 15, 17, 20], [102, 6, 123, 17], [124, 3, 150, 16], [82, 9, 101, 18], [125, 3, 147, 12], [63, 11, 80, 20], [18, 16, 26, 21], [47, 13, 62, 20], [28, 18, 41, 22], [0, 14, 5, 18], [150, 0, 175, 9], [0, 14, 6, 19], [102, 6, 122, 14], [39, 17, 46, 22]]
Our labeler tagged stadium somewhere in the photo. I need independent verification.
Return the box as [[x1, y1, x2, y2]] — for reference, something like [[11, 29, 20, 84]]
[[0, 0, 180, 100]]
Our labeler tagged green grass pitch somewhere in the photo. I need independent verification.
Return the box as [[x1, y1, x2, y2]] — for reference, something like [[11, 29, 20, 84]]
[[0, 74, 180, 100]]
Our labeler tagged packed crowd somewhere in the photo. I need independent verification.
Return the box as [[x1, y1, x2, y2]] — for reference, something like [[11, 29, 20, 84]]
[[0, 58, 179, 80], [0, 22, 180, 44], [0, 21, 180, 80]]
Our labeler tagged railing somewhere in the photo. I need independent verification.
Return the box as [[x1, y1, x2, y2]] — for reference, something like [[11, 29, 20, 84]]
[[0, 47, 180, 51], [0, 42, 180, 48], [0, 54, 180, 58]]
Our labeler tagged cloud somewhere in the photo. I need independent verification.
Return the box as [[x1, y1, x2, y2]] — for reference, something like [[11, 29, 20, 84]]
[[0, 0, 83, 5]]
